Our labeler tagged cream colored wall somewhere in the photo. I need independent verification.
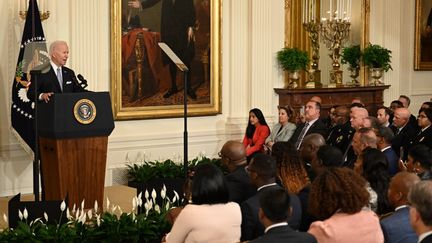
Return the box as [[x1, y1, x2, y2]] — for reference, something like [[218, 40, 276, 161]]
[[0, 0, 284, 196], [0, 0, 430, 196]]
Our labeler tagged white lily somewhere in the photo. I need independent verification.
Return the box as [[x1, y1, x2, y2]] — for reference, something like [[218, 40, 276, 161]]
[[66, 208, 71, 220], [138, 192, 142, 201], [165, 202, 170, 211], [94, 200, 98, 213], [18, 210, 23, 220], [72, 204, 76, 214], [138, 197, 143, 207], [132, 197, 137, 211], [60, 200, 66, 212], [96, 214, 101, 226], [3, 214, 8, 224], [151, 189, 157, 201], [132, 212, 136, 221], [106, 198, 110, 211], [75, 209, 80, 219], [145, 190, 149, 199], [23, 208, 28, 220], [87, 209, 92, 219], [161, 185, 166, 199], [44, 212, 48, 222], [154, 205, 160, 214], [81, 199, 85, 210], [173, 190, 179, 202]]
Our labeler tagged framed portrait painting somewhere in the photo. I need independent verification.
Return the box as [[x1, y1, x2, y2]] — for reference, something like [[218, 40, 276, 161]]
[[110, 0, 221, 120], [414, 0, 432, 70]]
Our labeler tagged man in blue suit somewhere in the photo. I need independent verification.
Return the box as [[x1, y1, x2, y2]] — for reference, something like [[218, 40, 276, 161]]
[[250, 187, 316, 243], [381, 172, 420, 243], [409, 180, 432, 243], [377, 126, 399, 176]]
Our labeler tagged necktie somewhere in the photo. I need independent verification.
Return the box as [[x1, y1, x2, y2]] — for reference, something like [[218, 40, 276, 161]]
[[56, 67, 63, 91], [295, 122, 310, 149]]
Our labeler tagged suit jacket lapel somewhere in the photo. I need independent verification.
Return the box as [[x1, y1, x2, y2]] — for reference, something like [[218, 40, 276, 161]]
[[48, 67, 62, 93]]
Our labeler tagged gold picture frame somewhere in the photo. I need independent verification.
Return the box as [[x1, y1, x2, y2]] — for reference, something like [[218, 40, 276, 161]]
[[414, 0, 432, 70], [110, 0, 221, 120]]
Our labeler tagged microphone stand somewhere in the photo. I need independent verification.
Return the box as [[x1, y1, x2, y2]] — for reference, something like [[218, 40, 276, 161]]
[[158, 43, 190, 178], [30, 69, 41, 202]]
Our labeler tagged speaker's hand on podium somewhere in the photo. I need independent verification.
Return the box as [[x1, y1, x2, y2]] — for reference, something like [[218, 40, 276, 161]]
[[40, 92, 54, 103]]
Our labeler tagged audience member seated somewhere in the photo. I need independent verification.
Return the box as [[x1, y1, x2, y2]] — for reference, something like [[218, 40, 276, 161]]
[[243, 108, 270, 161], [349, 127, 377, 168], [420, 101, 432, 110], [299, 133, 326, 180], [408, 180, 432, 243], [241, 154, 301, 241], [381, 172, 420, 243], [310, 145, 344, 177], [219, 140, 256, 204], [308, 168, 384, 243], [410, 108, 432, 148], [405, 145, 432, 180], [391, 108, 418, 160], [377, 106, 392, 127], [377, 126, 399, 176], [289, 101, 328, 150], [326, 106, 355, 155], [351, 97, 365, 106], [249, 187, 317, 243], [355, 147, 392, 215], [399, 95, 418, 128], [163, 163, 241, 243], [264, 105, 296, 152], [271, 142, 310, 194], [390, 100, 404, 113], [350, 107, 369, 130], [364, 116, 380, 129]]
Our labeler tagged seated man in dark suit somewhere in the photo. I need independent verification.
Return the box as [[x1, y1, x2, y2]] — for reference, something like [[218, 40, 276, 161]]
[[408, 180, 432, 243], [391, 108, 418, 160], [289, 100, 328, 150], [250, 187, 316, 243], [381, 172, 420, 243], [219, 140, 256, 204], [327, 106, 355, 154], [241, 154, 302, 241], [377, 126, 399, 176]]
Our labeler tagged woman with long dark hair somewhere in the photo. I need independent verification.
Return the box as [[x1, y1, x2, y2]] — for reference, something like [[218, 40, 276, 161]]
[[243, 108, 270, 160], [163, 163, 241, 242], [356, 147, 392, 216]]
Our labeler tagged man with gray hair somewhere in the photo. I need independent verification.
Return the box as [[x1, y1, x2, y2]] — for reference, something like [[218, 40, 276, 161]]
[[391, 108, 417, 160], [408, 180, 432, 243], [28, 40, 86, 102]]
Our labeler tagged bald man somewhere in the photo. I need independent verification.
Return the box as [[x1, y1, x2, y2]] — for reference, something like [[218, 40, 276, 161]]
[[381, 172, 420, 243], [219, 140, 256, 203], [391, 108, 418, 160], [350, 107, 369, 130], [299, 133, 326, 179]]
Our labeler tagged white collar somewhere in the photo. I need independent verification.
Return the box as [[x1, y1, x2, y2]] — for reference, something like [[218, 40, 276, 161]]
[[395, 205, 408, 211], [418, 231, 432, 243], [421, 125, 431, 132], [50, 61, 62, 71], [265, 222, 288, 233], [257, 183, 277, 191], [381, 146, 391, 152]]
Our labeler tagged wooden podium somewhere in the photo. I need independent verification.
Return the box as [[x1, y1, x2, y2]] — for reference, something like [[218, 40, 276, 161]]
[[37, 92, 115, 208]]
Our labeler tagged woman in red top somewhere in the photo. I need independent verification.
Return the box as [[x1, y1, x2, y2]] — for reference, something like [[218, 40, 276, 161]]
[[243, 108, 270, 161]]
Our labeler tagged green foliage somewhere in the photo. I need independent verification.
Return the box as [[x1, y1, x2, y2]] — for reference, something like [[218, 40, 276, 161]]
[[127, 156, 224, 183], [0, 189, 178, 242], [276, 48, 310, 71], [341, 44, 362, 68], [363, 43, 393, 72]]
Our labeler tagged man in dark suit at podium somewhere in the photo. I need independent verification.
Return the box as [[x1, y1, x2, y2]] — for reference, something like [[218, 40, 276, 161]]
[[28, 40, 85, 102]]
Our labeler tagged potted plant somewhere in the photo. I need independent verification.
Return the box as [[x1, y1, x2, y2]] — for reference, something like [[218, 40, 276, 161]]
[[341, 44, 362, 86], [277, 47, 310, 88], [127, 155, 223, 213], [362, 43, 392, 85]]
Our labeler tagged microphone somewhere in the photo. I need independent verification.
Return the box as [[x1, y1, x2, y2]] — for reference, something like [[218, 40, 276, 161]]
[[77, 74, 88, 88]]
